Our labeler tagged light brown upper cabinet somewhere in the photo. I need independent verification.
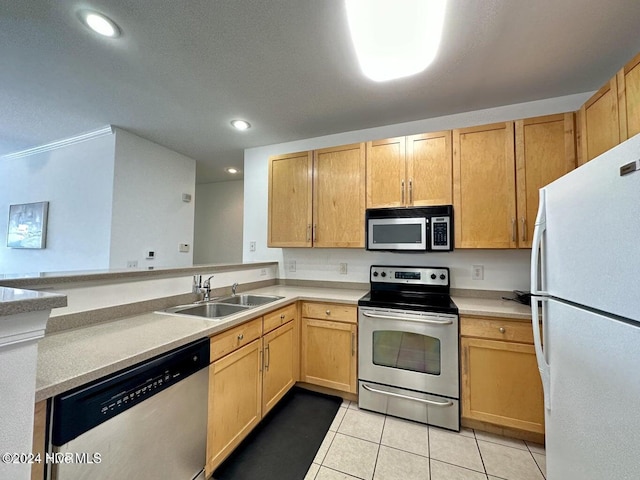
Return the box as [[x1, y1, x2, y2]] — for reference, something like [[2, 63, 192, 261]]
[[268, 151, 313, 247], [617, 51, 640, 141], [366, 131, 452, 208], [453, 122, 517, 249], [577, 78, 620, 165], [268, 144, 366, 248], [313, 143, 366, 247], [515, 113, 576, 247]]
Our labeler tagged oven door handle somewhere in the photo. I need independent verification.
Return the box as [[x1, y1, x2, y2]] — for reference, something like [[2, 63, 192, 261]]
[[361, 311, 453, 325], [361, 384, 454, 407]]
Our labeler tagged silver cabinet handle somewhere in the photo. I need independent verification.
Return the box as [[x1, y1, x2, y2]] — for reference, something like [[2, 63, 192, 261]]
[[306, 224, 311, 242], [401, 179, 405, 205], [362, 311, 453, 325], [312, 224, 317, 243], [511, 218, 516, 242], [280, 313, 285, 320], [325, 309, 331, 316], [409, 178, 413, 205], [362, 384, 454, 407], [265, 344, 270, 370], [499, 327, 506, 333], [237, 333, 244, 341], [521, 217, 527, 242], [351, 332, 355, 356]]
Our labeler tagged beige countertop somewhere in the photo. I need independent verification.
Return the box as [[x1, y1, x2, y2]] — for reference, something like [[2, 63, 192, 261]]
[[35, 285, 531, 402], [0, 286, 67, 317]]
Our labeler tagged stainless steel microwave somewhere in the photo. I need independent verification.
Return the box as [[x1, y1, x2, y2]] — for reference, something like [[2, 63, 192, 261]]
[[365, 206, 454, 252]]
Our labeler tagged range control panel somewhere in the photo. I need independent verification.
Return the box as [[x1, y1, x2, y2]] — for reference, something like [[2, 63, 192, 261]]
[[370, 266, 449, 287]]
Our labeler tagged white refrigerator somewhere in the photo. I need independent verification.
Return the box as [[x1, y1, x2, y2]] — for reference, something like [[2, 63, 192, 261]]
[[531, 133, 640, 479]]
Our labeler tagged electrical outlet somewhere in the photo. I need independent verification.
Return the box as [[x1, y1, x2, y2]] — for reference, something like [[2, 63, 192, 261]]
[[249, 241, 256, 252], [339, 263, 348, 275], [260, 268, 267, 276], [126, 260, 138, 268], [472, 265, 484, 280], [288, 260, 296, 272]]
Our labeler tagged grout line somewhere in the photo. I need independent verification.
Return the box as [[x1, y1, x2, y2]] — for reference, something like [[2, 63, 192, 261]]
[[474, 429, 489, 476]]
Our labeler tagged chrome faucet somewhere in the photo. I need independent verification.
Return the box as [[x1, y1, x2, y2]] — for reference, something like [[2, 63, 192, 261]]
[[232, 282, 238, 296], [201, 275, 214, 301]]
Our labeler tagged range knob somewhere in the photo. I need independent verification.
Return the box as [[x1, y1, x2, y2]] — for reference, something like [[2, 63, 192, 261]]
[[381, 272, 387, 277], [373, 271, 379, 277], [430, 274, 436, 279], [440, 274, 446, 280]]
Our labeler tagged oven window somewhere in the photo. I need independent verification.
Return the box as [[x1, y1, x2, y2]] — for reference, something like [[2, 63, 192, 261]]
[[372, 331, 441, 375]]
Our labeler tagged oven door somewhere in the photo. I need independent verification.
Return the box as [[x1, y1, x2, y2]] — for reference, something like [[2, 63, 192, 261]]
[[358, 307, 459, 399]]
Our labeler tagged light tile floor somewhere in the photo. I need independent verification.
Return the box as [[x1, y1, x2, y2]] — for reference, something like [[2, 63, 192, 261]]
[[305, 400, 546, 480]]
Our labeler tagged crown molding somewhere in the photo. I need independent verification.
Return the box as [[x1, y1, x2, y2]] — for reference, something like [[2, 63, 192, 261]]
[[1, 125, 114, 160]]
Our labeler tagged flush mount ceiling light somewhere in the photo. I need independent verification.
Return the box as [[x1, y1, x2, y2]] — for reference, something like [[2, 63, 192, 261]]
[[345, 0, 447, 82], [231, 120, 251, 131], [225, 167, 239, 174], [78, 10, 121, 38]]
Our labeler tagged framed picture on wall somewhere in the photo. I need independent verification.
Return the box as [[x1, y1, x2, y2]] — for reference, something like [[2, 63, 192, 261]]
[[6, 201, 49, 249]]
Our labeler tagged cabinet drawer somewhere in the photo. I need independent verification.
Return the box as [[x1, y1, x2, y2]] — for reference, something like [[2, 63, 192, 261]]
[[263, 303, 297, 334], [460, 315, 534, 344], [302, 302, 357, 323], [210, 317, 263, 362]]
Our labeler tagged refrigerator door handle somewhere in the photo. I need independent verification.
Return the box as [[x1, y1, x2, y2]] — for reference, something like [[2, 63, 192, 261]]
[[531, 296, 551, 411], [531, 189, 548, 295]]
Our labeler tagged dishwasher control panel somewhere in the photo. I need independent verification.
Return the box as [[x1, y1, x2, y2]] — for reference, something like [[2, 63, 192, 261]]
[[52, 338, 209, 446]]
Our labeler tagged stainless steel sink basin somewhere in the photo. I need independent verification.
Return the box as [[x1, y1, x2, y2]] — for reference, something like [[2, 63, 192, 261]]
[[215, 294, 284, 307], [164, 302, 250, 319]]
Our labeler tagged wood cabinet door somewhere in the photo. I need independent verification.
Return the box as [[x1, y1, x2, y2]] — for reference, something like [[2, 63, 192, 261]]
[[206, 339, 262, 475], [313, 143, 366, 248], [515, 113, 576, 247], [578, 78, 620, 165], [300, 318, 357, 393], [366, 137, 406, 208], [618, 51, 640, 141], [461, 337, 544, 434], [268, 151, 313, 247], [262, 321, 296, 416], [406, 130, 453, 206], [453, 122, 517, 248]]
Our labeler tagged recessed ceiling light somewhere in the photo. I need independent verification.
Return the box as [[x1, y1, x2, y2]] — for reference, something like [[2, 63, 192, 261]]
[[226, 167, 239, 174], [345, 0, 447, 82], [79, 10, 121, 38], [231, 120, 251, 131]]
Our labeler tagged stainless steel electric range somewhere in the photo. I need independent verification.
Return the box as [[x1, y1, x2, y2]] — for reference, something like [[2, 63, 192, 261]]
[[358, 265, 460, 431]]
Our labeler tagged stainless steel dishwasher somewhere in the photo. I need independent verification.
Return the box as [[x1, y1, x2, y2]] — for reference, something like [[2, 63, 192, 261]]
[[48, 338, 209, 480]]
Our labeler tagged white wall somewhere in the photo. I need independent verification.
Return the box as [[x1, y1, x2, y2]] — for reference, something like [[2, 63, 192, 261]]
[[110, 129, 196, 269], [243, 93, 593, 291], [0, 135, 115, 274], [193, 180, 244, 264]]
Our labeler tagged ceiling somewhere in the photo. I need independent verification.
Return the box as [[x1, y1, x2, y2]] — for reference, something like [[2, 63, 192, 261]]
[[2, 1, 640, 184]]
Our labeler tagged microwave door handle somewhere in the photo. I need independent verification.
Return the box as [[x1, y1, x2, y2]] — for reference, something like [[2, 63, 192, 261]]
[[361, 311, 453, 325]]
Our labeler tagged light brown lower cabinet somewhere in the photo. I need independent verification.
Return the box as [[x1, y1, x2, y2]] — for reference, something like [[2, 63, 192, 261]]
[[206, 337, 262, 475], [300, 302, 357, 394], [262, 320, 296, 415], [460, 315, 545, 442], [205, 305, 298, 476]]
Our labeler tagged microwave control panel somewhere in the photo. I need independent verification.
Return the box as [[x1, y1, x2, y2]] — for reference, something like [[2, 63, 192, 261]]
[[430, 217, 450, 250]]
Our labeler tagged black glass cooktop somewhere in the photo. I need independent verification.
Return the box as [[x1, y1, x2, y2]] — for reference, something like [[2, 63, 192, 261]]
[[358, 290, 458, 315]]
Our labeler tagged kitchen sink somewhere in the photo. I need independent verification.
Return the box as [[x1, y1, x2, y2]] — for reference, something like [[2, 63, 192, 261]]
[[215, 294, 284, 307], [161, 293, 283, 319], [164, 302, 251, 319]]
